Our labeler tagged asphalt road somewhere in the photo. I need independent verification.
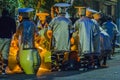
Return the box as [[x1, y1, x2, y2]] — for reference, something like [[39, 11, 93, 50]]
[[0, 48, 120, 80]]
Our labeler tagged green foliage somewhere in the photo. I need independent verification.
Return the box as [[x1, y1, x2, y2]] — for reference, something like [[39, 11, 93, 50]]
[[0, 0, 18, 17], [0, 0, 89, 18], [73, 0, 87, 6], [18, 0, 38, 8], [41, 0, 56, 13], [18, 0, 25, 8]]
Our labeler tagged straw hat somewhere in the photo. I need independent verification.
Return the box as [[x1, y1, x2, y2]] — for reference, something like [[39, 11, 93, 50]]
[[36, 13, 49, 17], [36, 12, 49, 21]]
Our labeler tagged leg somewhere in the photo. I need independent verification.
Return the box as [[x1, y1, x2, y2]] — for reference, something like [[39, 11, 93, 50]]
[[1, 39, 11, 74], [102, 55, 107, 65], [2, 59, 8, 74], [0, 55, 2, 73], [107, 50, 112, 60], [99, 51, 104, 67], [101, 50, 108, 67]]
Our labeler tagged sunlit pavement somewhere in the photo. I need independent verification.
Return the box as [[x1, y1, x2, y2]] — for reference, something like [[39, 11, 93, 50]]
[[0, 48, 120, 80]]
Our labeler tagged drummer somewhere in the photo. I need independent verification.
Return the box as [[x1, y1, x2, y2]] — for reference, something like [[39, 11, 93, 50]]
[[36, 9, 49, 31], [102, 15, 120, 56], [74, 7, 97, 55], [48, 3, 73, 51], [16, 8, 38, 49], [36, 10, 50, 50], [15, 8, 40, 74], [74, 7, 101, 68]]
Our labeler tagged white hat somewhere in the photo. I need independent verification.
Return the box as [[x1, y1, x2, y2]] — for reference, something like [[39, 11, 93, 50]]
[[54, 3, 71, 14], [86, 8, 98, 13], [86, 8, 98, 17], [54, 3, 71, 7]]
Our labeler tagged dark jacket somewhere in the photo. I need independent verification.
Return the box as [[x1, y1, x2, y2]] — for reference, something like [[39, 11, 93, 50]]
[[0, 15, 16, 38]]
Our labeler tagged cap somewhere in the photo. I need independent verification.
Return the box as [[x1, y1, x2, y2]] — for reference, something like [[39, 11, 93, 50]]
[[54, 3, 71, 14], [18, 8, 34, 13], [75, 6, 86, 16]]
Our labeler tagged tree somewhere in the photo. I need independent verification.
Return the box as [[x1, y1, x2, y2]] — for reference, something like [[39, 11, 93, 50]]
[[41, 0, 56, 13]]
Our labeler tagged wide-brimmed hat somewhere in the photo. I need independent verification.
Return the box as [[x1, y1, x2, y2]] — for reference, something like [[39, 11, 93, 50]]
[[36, 13, 49, 17], [18, 8, 34, 13]]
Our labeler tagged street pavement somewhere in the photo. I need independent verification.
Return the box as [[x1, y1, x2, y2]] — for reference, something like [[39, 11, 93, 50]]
[[37, 49, 120, 80], [0, 48, 120, 80]]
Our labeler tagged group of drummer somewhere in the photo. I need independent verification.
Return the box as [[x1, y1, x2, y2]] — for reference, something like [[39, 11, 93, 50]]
[[1, 2, 119, 75], [35, 3, 119, 70]]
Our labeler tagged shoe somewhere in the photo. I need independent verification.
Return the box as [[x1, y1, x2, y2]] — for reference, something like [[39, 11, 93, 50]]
[[0, 72, 7, 77], [101, 64, 108, 68]]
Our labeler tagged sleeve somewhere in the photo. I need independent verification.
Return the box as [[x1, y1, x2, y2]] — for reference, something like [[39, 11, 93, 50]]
[[16, 23, 23, 37], [113, 23, 119, 34], [74, 20, 79, 31], [69, 20, 74, 34], [101, 22, 107, 31], [33, 22, 39, 36], [48, 18, 56, 30], [93, 24, 100, 37]]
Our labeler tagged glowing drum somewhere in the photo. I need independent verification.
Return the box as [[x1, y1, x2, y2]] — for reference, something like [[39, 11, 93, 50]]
[[19, 46, 41, 74]]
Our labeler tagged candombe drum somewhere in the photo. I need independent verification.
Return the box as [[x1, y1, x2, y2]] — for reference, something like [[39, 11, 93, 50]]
[[8, 34, 22, 73], [19, 45, 41, 74], [35, 12, 52, 72]]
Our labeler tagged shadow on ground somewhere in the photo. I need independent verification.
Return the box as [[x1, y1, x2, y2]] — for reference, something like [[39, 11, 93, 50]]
[[0, 73, 37, 80]]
